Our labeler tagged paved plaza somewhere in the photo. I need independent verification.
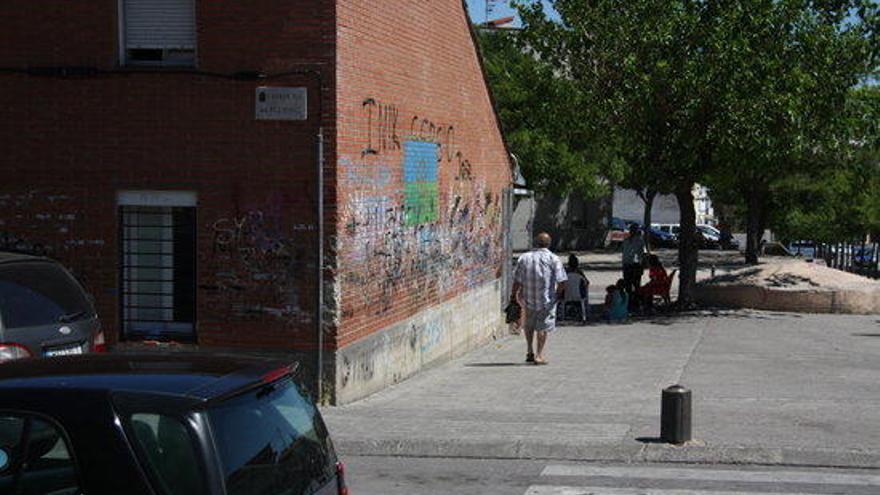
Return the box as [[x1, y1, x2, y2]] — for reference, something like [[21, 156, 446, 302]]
[[324, 310, 880, 468]]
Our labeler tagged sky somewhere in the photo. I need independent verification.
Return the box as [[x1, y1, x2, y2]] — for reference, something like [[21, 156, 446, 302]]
[[465, 0, 558, 26]]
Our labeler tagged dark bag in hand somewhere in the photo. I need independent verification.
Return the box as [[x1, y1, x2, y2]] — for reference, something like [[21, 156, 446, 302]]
[[504, 300, 522, 323]]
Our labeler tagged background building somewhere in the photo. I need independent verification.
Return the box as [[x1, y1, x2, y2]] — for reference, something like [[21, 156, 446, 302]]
[[0, 0, 512, 404]]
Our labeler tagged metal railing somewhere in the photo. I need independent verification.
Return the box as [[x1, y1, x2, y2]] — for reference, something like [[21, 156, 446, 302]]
[[814, 241, 880, 279]]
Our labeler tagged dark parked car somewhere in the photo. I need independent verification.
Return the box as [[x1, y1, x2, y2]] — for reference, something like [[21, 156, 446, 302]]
[[646, 227, 678, 248], [0, 252, 104, 362], [854, 246, 877, 269], [0, 354, 347, 495]]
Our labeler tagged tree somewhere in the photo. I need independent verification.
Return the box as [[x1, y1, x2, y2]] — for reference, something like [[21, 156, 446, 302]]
[[765, 85, 880, 243], [477, 29, 623, 200], [515, 0, 734, 304], [707, 1, 878, 263], [515, 0, 878, 303]]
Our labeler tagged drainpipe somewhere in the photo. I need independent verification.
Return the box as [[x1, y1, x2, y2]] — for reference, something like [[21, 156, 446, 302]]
[[316, 127, 324, 402]]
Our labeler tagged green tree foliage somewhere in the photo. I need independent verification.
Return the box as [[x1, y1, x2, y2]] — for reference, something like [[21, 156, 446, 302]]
[[768, 86, 880, 242], [706, 1, 878, 262], [513, 0, 878, 302], [477, 29, 622, 199], [515, 0, 734, 303]]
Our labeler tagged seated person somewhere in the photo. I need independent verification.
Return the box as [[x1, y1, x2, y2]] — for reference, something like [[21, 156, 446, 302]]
[[605, 279, 629, 322], [567, 254, 589, 299], [637, 255, 669, 308]]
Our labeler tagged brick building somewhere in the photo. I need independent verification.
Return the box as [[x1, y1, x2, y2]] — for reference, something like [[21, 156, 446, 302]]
[[0, 0, 512, 403]]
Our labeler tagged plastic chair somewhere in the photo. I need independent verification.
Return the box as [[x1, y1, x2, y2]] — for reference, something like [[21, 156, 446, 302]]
[[561, 273, 589, 321], [655, 269, 677, 306]]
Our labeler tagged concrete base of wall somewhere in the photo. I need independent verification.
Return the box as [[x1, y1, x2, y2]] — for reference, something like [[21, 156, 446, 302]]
[[696, 285, 880, 315], [333, 280, 504, 405]]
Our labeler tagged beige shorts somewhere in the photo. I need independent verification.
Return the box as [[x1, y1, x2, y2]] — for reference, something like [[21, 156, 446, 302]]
[[524, 305, 557, 333]]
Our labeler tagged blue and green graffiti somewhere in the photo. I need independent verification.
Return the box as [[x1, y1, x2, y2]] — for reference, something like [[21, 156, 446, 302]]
[[403, 140, 439, 226]]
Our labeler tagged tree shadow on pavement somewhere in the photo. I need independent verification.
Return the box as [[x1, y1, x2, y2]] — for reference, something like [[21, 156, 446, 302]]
[[635, 308, 793, 326]]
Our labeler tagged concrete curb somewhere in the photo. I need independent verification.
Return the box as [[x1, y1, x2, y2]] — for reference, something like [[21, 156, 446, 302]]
[[695, 285, 880, 315], [334, 438, 880, 469]]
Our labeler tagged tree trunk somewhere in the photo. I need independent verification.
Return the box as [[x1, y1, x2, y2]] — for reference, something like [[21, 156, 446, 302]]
[[675, 185, 699, 307], [641, 189, 657, 252], [744, 192, 765, 265]]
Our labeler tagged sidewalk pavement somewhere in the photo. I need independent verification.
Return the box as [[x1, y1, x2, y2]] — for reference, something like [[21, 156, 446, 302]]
[[322, 310, 880, 468]]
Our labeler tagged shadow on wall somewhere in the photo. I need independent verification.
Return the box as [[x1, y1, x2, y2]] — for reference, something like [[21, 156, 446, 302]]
[[527, 192, 610, 251]]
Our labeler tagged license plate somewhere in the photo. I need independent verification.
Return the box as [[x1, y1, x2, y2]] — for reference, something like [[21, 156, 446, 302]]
[[44, 344, 84, 357]]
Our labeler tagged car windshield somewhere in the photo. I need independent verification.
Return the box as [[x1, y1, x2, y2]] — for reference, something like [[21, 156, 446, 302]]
[[207, 378, 335, 495], [0, 262, 93, 329]]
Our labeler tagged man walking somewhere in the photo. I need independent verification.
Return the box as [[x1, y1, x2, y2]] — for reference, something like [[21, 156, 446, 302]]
[[621, 223, 647, 305], [511, 232, 567, 365]]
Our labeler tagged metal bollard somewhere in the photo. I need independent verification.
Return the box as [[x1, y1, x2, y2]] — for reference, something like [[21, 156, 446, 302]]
[[661, 384, 692, 444]]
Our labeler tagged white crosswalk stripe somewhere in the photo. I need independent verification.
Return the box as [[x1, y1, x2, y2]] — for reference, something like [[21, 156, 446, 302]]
[[526, 487, 817, 495], [524, 464, 880, 495], [540, 465, 880, 486]]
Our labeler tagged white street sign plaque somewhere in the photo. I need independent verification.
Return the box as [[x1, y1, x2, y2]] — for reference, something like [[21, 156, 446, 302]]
[[255, 87, 308, 121]]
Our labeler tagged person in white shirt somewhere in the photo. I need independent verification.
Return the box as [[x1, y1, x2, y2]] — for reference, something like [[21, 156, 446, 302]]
[[510, 233, 567, 365], [621, 224, 647, 306]]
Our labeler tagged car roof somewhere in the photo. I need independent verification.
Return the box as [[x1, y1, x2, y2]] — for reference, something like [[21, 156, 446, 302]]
[[0, 353, 296, 401], [0, 251, 55, 266]]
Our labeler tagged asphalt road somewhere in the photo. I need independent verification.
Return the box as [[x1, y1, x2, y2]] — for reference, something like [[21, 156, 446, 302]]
[[344, 456, 880, 495]]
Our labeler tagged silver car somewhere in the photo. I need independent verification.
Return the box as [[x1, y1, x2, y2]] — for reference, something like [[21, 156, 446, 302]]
[[0, 252, 104, 362]]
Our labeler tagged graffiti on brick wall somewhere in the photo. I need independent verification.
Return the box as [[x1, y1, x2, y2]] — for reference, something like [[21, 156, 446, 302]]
[[201, 206, 313, 324], [0, 231, 54, 256], [362, 98, 401, 156], [403, 140, 439, 226], [0, 191, 101, 286], [341, 98, 503, 318], [408, 115, 473, 182]]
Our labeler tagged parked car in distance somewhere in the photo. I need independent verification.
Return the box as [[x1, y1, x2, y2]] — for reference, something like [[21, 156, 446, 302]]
[[605, 217, 630, 248], [653, 223, 682, 237], [0, 252, 105, 363], [693, 225, 720, 249], [788, 240, 818, 259], [854, 246, 877, 269], [642, 226, 678, 248], [0, 353, 347, 495]]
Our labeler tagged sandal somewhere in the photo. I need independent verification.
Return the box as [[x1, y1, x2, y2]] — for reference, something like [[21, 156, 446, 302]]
[[534, 357, 548, 365], [526, 353, 535, 363]]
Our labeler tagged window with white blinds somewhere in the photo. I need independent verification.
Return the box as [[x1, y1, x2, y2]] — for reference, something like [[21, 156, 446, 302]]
[[121, 0, 196, 65]]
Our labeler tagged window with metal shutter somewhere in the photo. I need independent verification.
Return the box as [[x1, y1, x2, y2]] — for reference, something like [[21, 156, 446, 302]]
[[122, 0, 196, 65]]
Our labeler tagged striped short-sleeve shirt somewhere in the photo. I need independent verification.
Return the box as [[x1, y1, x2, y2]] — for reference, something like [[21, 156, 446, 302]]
[[514, 248, 567, 311]]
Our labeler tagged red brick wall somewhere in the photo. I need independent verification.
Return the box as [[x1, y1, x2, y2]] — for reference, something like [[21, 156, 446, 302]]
[[334, 0, 511, 347], [0, 1, 337, 350]]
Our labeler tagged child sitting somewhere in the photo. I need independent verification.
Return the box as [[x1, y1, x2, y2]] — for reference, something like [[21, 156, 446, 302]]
[[605, 279, 629, 322]]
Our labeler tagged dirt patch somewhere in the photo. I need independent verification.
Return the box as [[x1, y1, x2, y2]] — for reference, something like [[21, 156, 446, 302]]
[[697, 259, 880, 314], [703, 259, 880, 291]]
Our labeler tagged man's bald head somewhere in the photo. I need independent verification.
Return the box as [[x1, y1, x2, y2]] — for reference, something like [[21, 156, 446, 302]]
[[535, 232, 552, 249]]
